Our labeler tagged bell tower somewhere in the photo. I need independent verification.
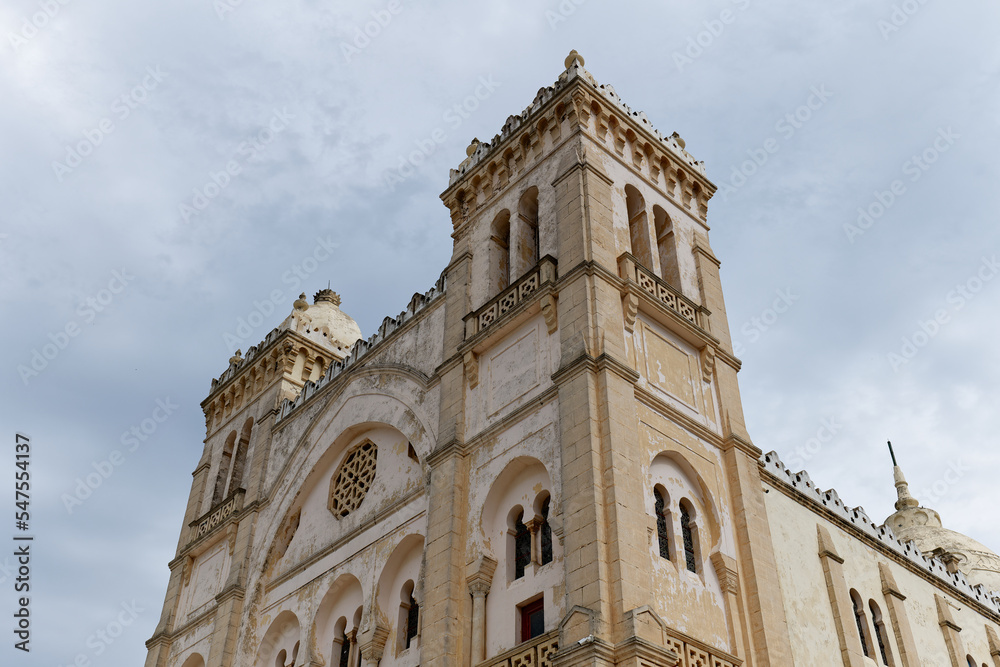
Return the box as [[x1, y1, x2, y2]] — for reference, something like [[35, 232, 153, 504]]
[[430, 51, 792, 666]]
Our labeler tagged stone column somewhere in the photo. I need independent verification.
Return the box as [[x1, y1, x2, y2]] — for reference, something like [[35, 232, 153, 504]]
[[347, 629, 359, 667], [359, 625, 389, 667], [467, 556, 497, 665]]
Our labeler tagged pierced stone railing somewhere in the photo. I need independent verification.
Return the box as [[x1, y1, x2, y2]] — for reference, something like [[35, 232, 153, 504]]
[[664, 628, 740, 667], [465, 256, 557, 339], [481, 631, 558, 667], [189, 488, 244, 545], [617, 253, 701, 328]]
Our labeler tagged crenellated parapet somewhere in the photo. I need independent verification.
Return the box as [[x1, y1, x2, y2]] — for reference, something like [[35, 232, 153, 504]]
[[441, 51, 714, 233], [761, 450, 1000, 615], [277, 271, 447, 421]]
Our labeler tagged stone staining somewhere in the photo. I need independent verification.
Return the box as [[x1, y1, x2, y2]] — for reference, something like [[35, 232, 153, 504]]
[[329, 441, 378, 519]]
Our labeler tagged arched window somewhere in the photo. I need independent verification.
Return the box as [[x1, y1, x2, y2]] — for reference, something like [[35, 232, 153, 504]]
[[490, 210, 512, 295], [966, 656, 976, 667], [625, 185, 653, 269], [654, 487, 670, 560], [679, 500, 697, 573], [290, 642, 299, 667], [213, 431, 238, 504], [850, 590, 873, 658], [653, 205, 680, 290], [275, 649, 287, 667], [338, 630, 351, 667], [397, 580, 419, 651], [515, 187, 540, 279], [514, 510, 531, 579], [539, 495, 553, 566], [226, 418, 253, 497], [869, 600, 892, 666]]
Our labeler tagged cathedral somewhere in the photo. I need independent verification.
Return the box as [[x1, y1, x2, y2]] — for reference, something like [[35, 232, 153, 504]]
[[144, 53, 1000, 667]]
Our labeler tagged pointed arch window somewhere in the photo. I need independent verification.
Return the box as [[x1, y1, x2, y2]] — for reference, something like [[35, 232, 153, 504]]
[[490, 210, 512, 296], [625, 184, 653, 270], [679, 501, 697, 573]]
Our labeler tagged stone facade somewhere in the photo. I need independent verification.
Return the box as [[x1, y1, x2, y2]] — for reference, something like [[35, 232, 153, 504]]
[[145, 52, 1000, 667]]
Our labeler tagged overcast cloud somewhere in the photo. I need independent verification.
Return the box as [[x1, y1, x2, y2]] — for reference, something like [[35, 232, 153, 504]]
[[2, 1, 999, 665]]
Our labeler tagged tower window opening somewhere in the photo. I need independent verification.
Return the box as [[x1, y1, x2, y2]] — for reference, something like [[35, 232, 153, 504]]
[[851, 590, 873, 658], [869, 599, 892, 666]]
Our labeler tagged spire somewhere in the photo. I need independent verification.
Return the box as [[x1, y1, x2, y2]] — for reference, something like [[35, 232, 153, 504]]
[[888, 441, 919, 511]]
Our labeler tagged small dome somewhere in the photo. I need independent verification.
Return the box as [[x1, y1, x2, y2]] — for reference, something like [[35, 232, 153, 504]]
[[886, 457, 1000, 592], [279, 289, 362, 354]]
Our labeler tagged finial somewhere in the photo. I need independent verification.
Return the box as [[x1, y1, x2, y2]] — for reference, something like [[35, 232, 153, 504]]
[[670, 131, 687, 150], [466, 139, 480, 157], [293, 293, 309, 311], [889, 440, 919, 511], [565, 50, 584, 69], [229, 349, 243, 366]]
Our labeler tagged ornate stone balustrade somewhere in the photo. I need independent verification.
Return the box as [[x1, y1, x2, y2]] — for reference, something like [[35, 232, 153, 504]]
[[465, 256, 557, 339], [617, 253, 702, 328], [189, 488, 244, 545], [481, 631, 558, 667], [663, 628, 739, 667]]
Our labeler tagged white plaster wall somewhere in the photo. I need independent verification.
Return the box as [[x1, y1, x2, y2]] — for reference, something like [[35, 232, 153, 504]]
[[175, 539, 232, 623], [631, 315, 720, 434], [478, 456, 562, 653], [645, 452, 729, 650], [464, 315, 559, 439], [765, 481, 1000, 666], [375, 535, 424, 667]]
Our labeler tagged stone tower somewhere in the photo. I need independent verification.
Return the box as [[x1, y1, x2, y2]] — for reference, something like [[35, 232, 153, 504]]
[[145, 52, 794, 667]]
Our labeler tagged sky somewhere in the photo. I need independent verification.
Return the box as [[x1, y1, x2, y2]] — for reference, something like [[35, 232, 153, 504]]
[[1, 0, 999, 665]]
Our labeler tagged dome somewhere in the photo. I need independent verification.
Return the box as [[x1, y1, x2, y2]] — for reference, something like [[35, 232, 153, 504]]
[[885, 457, 1000, 592], [279, 289, 362, 355]]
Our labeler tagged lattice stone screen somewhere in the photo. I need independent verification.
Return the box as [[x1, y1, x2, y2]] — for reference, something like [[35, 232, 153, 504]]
[[329, 441, 378, 518]]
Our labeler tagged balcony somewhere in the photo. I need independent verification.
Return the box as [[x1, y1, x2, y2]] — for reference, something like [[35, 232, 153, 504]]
[[465, 256, 558, 340], [188, 488, 244, 546], [617, 253, 703, 328]]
